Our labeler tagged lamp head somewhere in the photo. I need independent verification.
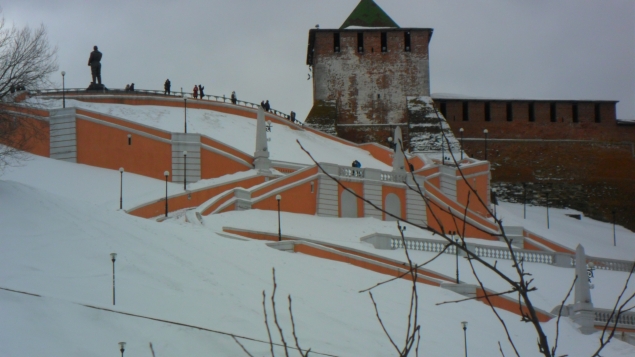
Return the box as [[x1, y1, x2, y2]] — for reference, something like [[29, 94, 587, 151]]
[[459, 128, 464, 133], [483, 129, 488, 134], [61, 71, 66, 76], [164, 171, 169, 177], [119, 342, 126, 351], [183, 150, 187, 156], [276, 194, 281, 201], [119, 167, 124, 173], [110, 252, 117, 261], [461, 321, 468, 329]]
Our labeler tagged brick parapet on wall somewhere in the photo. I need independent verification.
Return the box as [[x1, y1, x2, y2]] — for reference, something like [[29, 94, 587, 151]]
[[435, 99, 628, 141]]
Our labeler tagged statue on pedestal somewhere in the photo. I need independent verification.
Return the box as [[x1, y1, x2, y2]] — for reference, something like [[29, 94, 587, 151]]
[[87, 46, 107, 91]]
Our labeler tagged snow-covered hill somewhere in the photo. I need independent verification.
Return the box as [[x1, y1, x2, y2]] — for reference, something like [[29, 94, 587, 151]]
[[2, 100, 635, 356]]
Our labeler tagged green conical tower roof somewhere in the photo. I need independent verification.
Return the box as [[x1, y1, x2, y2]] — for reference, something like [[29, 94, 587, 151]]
[[340, 0, 399, 29]]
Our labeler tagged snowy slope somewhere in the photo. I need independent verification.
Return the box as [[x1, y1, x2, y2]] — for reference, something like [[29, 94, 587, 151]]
[[1, 153, 635, 356]]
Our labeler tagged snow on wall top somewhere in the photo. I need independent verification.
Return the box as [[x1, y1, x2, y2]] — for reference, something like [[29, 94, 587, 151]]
[[27, 98, 392, 171]]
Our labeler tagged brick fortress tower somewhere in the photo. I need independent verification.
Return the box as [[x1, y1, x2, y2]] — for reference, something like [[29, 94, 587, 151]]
[[305, 0, 436, 146]]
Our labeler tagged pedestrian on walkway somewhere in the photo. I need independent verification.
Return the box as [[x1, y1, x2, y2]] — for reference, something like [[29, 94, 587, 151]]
[[193, 85, 198, 99], [164, 79, 171, 95], [231, 91, 237, 104], [198, 84, 204, 99]]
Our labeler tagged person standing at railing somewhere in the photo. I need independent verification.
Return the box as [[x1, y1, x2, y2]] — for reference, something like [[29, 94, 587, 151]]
[[129, 83, 135, 91], [198, 84, 204, 99], [192, 85, 198, 99], [265, 100, 271, 112], [164, 79, 171, 95], [231, 91, 237, 104]]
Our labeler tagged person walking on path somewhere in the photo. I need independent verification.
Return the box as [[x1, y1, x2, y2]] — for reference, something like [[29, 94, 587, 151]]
[[192, 85, 198, 99], [231, 91, 237, 104], [164, 79, 171, 95], [198, 84, 204, 99], [265, 100, 271, 112]]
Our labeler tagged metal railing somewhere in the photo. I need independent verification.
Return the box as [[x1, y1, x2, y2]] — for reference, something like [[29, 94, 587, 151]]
[[363, 234, 634, 272], [472, 245, 554, 265], [33, 88, 302, 125], [595, 308, 635, 327]]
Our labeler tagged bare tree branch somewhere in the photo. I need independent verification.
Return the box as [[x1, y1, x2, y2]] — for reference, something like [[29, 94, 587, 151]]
[[435, 288, 521, 306], [271, 268, 290, 357], [369, 291, 401, 354], [233, 337, 256, 357], [288, 295, 311, 357], [263, 290, 276, 357], [0, 13, 57, 173], [551, 276, 577, 357]]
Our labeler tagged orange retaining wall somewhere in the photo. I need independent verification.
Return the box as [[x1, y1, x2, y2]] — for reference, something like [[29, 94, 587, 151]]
[[251, 167, 319, 198], [201, 189, 238, 216], [424, 182, 499, 240], [251, 178, 318, 215], [200, 136, 252, 164], [476, 287, 552, 322], [524, 230, 574, 254], [222, 227, 454, 283], [293, 243, 441, 286], [128, 176, 266, 218], [456, 166, 491, 217], [358, 143, 393, 166], [76, 118, 172, 181], [222, 227, 553, 321], [200, 148, 251, 179], [0, 114, 50, 157], [77, 109, 172, 140]]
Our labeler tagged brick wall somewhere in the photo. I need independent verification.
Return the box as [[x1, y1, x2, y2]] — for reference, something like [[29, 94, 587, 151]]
[[463, 140, 635, 232], [436, 99, 630, 141], [308, 28, 432, 127]]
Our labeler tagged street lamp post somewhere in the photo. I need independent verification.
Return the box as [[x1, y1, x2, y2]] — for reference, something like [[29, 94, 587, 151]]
[[459, 128, 464, 160], [276, 195, 282, 241], [546, 191, 550, 229], [61, 71, 66, 108], [612, 210, 616, 246], [183, 151, 187, 190], [183, 97, 188, 133], [523, 183, 527, 219], [164, 171, 170, 217], [119, 342, 126, 357], [441, 132, 445, 165], [110, 253, 117, 305], [483, 129, 489, 161], [454, 232, 459, 284], [461, 321, 468, 357], [119, 167, 124, 210]]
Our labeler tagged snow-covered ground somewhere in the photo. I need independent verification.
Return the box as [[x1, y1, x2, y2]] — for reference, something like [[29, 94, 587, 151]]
[[2, 156, 635, 357], [28, 98, 392, 171], [2, 100, 635, 356]]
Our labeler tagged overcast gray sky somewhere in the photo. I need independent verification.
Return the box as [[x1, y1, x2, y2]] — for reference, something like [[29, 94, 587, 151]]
[[5, 0, 635, 120]]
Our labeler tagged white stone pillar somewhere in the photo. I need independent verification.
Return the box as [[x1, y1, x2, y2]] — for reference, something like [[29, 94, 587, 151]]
[[253, 105, 272, 174], [571, 244, 595, 334], [392, 126, 405, 173]]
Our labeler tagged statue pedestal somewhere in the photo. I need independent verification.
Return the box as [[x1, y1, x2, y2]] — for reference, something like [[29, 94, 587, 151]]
[[571, 310, 596, 335], [86, 83, 107, 91]]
